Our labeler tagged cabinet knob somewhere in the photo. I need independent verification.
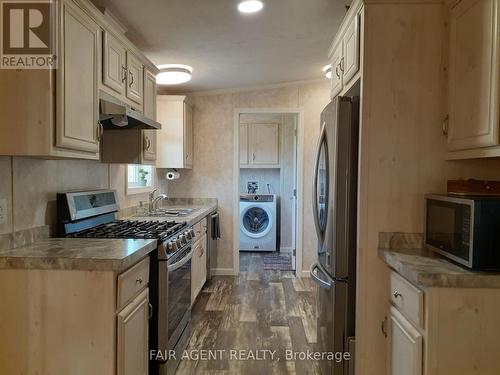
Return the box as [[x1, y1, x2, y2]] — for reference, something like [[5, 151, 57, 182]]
[[393, 290, 402, 299], [136, 277, 143, 284]]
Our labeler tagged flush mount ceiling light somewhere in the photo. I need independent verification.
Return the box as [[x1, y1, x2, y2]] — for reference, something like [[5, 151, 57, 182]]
[[323, 64, 332, 79], [156, 64, 193, 85], [238, 0, 264, 13]]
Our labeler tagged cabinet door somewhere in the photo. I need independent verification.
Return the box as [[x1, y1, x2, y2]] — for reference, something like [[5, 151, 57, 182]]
[[342, 14, 360, 84], [126, 51, 144, 107], [447, 0, 499, 150], [191, 235, 207, 304], [142, 69, 157, 162], [56, 1, 100, 154], [240, 123, 249, 166], [184, 102, 194, 168], [388, 306, 423, 375], [102, 30, 126, 95], [250, 123, 280, 166], [330, 41, 343, 98], [117, 288, 150, 375]]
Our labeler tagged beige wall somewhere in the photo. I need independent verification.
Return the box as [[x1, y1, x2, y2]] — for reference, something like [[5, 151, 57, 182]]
[[0, 157, 157, 236], [239, 169, 280, 194], [166, 81, 331, 273]]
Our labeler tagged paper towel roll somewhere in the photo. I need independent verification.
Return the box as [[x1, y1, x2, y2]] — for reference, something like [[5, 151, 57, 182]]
[[166, 171, 180, 180]]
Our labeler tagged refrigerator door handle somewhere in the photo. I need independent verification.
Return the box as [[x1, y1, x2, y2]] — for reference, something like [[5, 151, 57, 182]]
[[312, 121, 328, 244], [310, 262, 332, 289]]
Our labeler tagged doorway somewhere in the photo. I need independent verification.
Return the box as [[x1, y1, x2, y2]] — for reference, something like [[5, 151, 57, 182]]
[[232, 109, 303, 276]]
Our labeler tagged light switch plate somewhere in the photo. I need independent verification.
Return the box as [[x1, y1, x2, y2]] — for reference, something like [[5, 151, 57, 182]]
[[0, 199, 6, 225]]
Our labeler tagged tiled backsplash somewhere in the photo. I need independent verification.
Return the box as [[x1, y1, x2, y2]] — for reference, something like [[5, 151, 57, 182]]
[[0, 156, 158, 238]]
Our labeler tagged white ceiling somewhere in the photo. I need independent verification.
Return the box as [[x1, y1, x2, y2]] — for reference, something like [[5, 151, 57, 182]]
[[91, 0, 351, 93]]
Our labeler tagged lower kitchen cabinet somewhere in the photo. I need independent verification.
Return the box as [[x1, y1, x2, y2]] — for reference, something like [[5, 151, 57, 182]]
[[388, 306, 422, 375], [192, 233, 207, 304], [117, 288, 150, 375], [0, 256, 151, 375], [385, 270, 500, 375]]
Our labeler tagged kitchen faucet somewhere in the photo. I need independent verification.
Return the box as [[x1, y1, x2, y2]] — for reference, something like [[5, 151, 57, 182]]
[[149, 189, 168, 212]]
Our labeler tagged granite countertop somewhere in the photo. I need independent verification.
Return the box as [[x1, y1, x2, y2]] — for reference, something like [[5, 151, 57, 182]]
[[130, 198, 218, 226], [0, 238, 157, 272], [379, 233, 500, 289]]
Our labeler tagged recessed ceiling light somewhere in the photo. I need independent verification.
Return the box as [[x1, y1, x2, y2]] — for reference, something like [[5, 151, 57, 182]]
[[323, 64, 332, 79], [238, 0, 264, 13], [156, 64, 193, 85]]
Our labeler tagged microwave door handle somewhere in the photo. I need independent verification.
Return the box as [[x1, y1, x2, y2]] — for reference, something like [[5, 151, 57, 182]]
[[167, 248, 194, 272], [312, 122, 328, 244]]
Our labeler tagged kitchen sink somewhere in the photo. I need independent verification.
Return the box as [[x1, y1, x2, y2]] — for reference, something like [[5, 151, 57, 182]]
[[137, 207, 199, 217]]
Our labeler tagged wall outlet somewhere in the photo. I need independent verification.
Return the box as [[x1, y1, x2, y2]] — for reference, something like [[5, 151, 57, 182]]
[[0, 199, 6, 225]]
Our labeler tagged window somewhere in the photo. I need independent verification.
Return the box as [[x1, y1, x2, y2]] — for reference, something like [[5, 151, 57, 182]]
[[126, 164, 154, 195]]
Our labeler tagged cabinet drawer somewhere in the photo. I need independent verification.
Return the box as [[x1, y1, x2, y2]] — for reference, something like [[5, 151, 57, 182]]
[[389, 271, 424, 329], [193, 217, 207, 239], [117, 257, 149, 311]]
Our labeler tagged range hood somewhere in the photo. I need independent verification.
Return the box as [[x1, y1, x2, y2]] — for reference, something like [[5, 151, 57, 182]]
[[99, 91, 161, 130]]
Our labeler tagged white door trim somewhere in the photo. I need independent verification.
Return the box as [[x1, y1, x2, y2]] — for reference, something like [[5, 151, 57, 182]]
[[233, 108, 305, 277]]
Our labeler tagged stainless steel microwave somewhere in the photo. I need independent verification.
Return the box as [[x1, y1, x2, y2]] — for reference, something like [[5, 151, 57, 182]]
[[425, 194, 500, 270]]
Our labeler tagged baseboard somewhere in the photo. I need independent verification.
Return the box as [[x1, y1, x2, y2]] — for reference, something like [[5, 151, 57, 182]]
[[279, 247, 293, 253], [211, 268, 235, 276]]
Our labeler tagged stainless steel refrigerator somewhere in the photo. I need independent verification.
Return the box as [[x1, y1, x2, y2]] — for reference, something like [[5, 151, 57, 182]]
[[310, 96, 359, 375]]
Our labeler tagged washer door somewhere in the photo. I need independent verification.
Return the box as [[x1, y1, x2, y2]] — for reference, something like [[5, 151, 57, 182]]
[[240, 205, 273, 239]]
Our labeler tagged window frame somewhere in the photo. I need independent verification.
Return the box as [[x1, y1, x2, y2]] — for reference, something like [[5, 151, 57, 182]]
[[125, 164, 156, 196]]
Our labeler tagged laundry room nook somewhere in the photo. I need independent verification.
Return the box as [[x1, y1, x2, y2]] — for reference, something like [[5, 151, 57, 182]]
[[238, 112, 299, 274]]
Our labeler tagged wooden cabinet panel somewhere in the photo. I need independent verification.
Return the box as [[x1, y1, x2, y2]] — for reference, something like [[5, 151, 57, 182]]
[[143, 69, 157, 162], [389, 271, 424, 329], [447, 0, 499, 151], [388, 306, 422, 375], [103, 30, 126, 95], [117, 288, 149, 375], [56, 1, 100, 154], [184, 102, 194, 168], [240, 123, 249, 166], [250, 123, 280, 166], [330, 41, 343, 98], [126, 51, 144, 107], [342, 14, 360, 84], [192, 234, 207, 304]]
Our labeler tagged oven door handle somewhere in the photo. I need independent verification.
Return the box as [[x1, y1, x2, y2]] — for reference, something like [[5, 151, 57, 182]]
[[167, 248, 194, 272]]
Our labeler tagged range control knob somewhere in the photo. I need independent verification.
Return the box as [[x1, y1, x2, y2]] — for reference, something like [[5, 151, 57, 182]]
[[168, 241, 177, 253], [184, 230, 192, 240], [180, 235, 187, 245], [176, 239, 182, 248], [189, 229, 196, 238]]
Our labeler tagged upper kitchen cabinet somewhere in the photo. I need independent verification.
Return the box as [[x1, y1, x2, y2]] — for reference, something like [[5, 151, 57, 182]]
[[0, 0, 158, 160], [102, 30, 126, 96], [102, 34, 144, 110], [240, 123, 280, 168], [125, 51, 144, 108], [446, 0, 500, 159], [56, 0, 101, 155], [328, 13, 360, 99], [142, 69, 158, 162], [157, 95, 194, 169]]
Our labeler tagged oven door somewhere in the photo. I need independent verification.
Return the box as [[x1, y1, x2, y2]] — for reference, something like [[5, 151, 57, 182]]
[[166, 245, 193, 349]]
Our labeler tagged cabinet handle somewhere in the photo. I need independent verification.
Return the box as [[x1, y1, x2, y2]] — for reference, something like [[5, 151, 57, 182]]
[[393, 290, 402, 299], [381, 316, 388, 338], [252, 152, 256, 161], [148, 302, 153, 319], [340, 57, 345, 72], [442, 115, 449, 137], [96, 121, 104, 141], [129, 71, 134, 87], [144, 136, 151, 151], [121, 65, 127, 82], [335, 65, 341, 78], [136, 277, 143, 284]]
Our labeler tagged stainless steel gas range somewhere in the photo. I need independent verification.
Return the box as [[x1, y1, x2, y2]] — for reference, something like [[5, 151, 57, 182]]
[[57, 189, 194, 375]]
